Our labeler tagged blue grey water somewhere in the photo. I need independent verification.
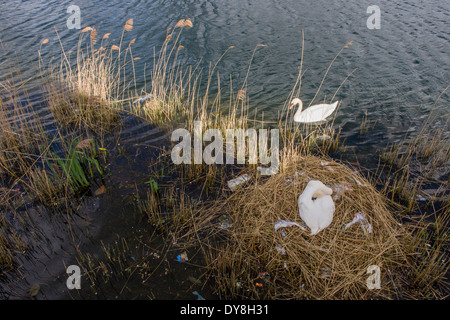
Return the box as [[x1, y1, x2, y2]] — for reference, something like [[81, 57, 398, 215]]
[[1, 0, 449, 157]]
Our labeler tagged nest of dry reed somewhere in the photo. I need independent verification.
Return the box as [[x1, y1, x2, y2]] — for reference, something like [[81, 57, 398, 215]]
[[196, 155, 411, 299]]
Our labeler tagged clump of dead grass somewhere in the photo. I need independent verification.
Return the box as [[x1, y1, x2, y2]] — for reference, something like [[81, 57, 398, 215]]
[[40, 20, 140, 130], [190, 155, 420, 299]]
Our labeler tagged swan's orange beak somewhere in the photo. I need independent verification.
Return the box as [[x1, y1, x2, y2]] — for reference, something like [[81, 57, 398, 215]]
[[289, 103, 294, 110]]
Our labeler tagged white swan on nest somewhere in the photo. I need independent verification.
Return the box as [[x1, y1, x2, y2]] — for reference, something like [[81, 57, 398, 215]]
[[290, 98, 339, 123], [298, 180, 335, 235]]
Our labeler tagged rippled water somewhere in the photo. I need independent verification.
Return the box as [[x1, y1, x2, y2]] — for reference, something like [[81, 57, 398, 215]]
[[1, 0, 449, 150], [0, 0, 449, 299]]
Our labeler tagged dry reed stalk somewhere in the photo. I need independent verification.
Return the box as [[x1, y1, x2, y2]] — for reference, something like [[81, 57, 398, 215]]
[[41, 26, 133, 130]]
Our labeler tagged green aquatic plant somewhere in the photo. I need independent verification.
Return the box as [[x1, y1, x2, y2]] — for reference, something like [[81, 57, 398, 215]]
[[145, 178, 159, 194], [50, 137, 104, 193]]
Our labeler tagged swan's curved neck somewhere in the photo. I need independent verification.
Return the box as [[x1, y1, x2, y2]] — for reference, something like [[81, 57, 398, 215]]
[[293, 99, 303, 119]]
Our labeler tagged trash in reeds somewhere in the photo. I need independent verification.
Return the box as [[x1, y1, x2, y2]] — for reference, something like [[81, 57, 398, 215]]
[[340, 181, 353, 191], [192, 291, 205, 300], [150, 252, 160, 259], [29, 284, 40, 297], [416, 194, 427, 202], [94, 185, 106, 196], [133, 93, 153, 105], [176, 251, 188, 262], [320, 267, 332, 279], [285, 171, 311, 184], [258, 271, 269, 279], [255, 282, 263, 287], [227, 174, 250, 191], [348, 172, 368, 186], [330, 181, 353, 200], [274, 219, 306, 233], [218, 216, 233, 230], [321, 161, 334, 171], [343, 212, 372, 235], [316, 135, 331, 143], [275, 243, 286, 255]]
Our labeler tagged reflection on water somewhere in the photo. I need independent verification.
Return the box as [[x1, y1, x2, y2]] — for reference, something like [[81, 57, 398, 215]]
[[1, 0, 448, 146]]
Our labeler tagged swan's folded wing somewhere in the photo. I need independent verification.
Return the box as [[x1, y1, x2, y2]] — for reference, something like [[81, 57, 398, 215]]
[[298, 102, 338, 123]]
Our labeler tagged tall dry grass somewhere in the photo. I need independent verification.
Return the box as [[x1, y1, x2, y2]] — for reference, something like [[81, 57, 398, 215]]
[[40, 21, 141, 130], [379, 87, 449, 211]]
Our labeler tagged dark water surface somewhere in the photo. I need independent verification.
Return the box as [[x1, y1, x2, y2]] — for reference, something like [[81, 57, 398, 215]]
[[0, 0, 449, 299], [1, 0, 449, 146]]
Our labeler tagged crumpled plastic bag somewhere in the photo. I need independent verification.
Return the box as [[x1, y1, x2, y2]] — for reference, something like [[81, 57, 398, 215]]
[[343, 212, 372, 235], [274, 220, 306, 232]]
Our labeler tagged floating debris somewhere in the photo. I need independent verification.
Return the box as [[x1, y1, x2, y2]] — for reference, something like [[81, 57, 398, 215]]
[[192, 291, 205, 300], [94, 185, 106, 196], [133, 93, 153, 105], [227, 174, 250, 191], [176, 251, 188, 262], [29, 284, 40, 297], [343, 212, 372, 235], [416, 194, 427, 202], [316, 135, 331, 142]]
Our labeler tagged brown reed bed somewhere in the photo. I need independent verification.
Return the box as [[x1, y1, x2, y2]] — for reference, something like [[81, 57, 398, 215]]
[[378, 94, 449, 211], [166, 153, 447, 299], [39, 21, 140, 130]]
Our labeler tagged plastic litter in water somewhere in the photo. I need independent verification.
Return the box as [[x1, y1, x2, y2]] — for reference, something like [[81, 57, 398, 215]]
[[133, 93, 153, 104], [176, 251, 188, 262], [227, 174, 250, 191], [316, 135, 331, 142], [192, 291, 205, 300]]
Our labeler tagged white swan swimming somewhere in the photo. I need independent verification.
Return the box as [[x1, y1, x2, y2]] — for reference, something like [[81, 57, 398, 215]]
[[298, 180, 335, 235], [290, 98, 339, 123]]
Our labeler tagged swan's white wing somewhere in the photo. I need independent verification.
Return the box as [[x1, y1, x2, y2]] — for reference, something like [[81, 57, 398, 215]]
[[294, 101, 338, 123]]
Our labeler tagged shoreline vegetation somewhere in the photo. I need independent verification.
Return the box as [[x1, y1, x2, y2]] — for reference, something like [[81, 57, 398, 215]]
[[0, 19, 448, 299]]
